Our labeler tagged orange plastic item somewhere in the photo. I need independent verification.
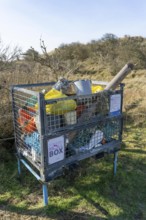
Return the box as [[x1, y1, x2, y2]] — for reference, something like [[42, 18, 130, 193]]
[[17, 109, 37, 133], [26, 106, 36, 113], [23, 117, 37, 133]]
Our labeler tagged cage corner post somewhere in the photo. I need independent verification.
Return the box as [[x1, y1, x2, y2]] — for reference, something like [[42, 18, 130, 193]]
[[38, 92, 49, 206]]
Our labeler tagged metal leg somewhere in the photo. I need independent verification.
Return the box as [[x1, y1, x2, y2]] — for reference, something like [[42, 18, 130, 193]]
[[17, 158, 21, 175], [43, 183, 48, 206], [113, 151, 118, 175]]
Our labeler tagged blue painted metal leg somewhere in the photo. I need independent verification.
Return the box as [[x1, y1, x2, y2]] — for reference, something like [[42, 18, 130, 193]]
[[17, 158, 21, 175], [43, 183, 48, 206], [20, 159, 41, 181], [113, 152, 118, 175]]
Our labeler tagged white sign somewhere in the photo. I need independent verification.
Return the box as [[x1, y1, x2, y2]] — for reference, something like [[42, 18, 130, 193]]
[[48, 136, 65, 165], [110, 94, 121, 116]]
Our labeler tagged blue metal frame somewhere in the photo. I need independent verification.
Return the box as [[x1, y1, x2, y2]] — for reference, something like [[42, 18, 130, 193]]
[[113, 151, 118, 175], [17, 158, 21, 175], [20, 159, 41, 181], [17, 158, 49, 205], [43, 184, 48, 205]]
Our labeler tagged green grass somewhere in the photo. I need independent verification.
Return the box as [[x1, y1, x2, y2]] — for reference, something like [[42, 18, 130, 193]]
[[0, 138, 146, 220]]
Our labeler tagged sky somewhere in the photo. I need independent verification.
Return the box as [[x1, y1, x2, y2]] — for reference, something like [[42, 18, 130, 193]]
[[0, 0, 146, 53]]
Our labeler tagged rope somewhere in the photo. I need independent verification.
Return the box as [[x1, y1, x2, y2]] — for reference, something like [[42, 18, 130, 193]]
[[0, 137, 15, 142]]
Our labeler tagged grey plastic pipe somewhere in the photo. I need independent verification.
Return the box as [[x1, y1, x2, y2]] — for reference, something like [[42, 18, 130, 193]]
[[105, 63, 134, 90]]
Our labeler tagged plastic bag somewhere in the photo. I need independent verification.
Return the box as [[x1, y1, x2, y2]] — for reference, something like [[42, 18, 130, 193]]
[[35, 89, 77, 115]]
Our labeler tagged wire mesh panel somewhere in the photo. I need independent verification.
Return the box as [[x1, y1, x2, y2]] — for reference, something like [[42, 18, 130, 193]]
[[66, 117, 121, 156], [11, 81, 123, 181], [12, 87, 41, 169], [43, 116, 122, 180], [45, 92, 110, 132]]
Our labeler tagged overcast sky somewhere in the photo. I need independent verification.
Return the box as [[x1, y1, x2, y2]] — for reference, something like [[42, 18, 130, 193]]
[[0, 0, 146, 52]]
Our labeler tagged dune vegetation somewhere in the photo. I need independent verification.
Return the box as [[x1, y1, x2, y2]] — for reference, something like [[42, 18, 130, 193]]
[[0, 34, 146, 219]]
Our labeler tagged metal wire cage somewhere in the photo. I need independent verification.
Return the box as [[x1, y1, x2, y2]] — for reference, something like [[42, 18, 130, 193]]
[[11, 81, 124, 205]]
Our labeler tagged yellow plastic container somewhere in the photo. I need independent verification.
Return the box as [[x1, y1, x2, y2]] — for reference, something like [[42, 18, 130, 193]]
[[91, 85, 104, 93], [35, 89, 77, 115]]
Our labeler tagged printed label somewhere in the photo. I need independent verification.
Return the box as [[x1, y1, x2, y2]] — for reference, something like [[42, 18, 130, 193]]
[[48, 136, 64, 164], [110, 94, 121, 116]]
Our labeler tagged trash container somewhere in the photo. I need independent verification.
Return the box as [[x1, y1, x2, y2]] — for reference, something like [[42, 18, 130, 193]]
[[11, 80, 124, 205]]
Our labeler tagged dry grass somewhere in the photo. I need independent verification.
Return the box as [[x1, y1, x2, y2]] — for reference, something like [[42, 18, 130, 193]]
[[0, 61, 54, 138], [1, 61, 146, 139], [1, 62, 146, 219]]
